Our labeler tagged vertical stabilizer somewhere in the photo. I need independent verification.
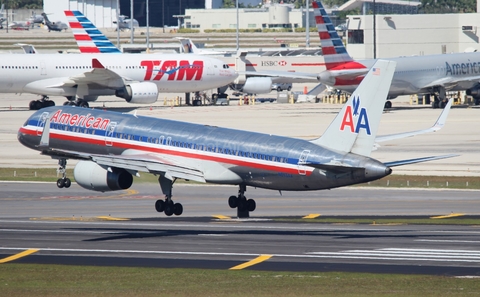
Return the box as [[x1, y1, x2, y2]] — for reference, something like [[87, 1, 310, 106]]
[[311, 60, 396, 157], [312, 0, 357, 70], [64, 10, 122, 54], [176, 37, 197, 53]]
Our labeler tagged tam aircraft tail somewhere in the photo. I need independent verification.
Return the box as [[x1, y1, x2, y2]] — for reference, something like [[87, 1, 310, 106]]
[[311, 60, 396, 157], [64, 10, 121, 54]]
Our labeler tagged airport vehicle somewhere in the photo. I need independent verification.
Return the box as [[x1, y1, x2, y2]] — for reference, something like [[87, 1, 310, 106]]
[[41, 13, 68, 32], [271, 82, 292, 92], [4, 11, 236, 110], [18, 60, 455, 217], [312, 0, 480, 108]]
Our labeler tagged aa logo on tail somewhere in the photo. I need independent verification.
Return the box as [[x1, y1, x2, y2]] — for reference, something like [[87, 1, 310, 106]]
[[340, 96, 371, 135]]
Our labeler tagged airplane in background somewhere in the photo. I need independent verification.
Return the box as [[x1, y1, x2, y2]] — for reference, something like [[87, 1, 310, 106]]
[[41, 13, 68, 32], [29, 11, 44, 28], [18, 60, 456, 217], [1, 11, 236, 110], [312, 0, 480, 108], [8, 20, 30, 31], [113, 14, 139, 31], [176, 37, 229, 55]]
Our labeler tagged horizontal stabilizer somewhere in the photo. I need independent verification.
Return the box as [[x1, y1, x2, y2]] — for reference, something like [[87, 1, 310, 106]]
[[376, 98, 452, 143], [384, 154, 458, 167]]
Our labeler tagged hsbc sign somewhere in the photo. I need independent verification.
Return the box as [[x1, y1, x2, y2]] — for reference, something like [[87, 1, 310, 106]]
[[261, 60, 288, 67]]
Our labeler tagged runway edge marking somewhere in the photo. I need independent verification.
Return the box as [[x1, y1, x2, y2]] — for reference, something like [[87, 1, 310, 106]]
[[0, 249, 39, 264], [229, 254, 273, 270]]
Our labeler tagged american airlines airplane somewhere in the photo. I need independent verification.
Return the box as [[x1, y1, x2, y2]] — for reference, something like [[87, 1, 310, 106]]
[[6, 11, 236, 110], [18, 60, 455, 217], [312, 0, 480, 108]]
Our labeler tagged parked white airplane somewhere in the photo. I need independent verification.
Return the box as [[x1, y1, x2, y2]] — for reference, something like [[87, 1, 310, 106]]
[[18, 60, 456, 217], [4, 11, 236, 110], [312, 0, 480, 108]]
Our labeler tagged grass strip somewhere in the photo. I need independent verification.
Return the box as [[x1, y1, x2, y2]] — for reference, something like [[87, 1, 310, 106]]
[[0, 168, 478, 189], [0, 264, 479, 297]]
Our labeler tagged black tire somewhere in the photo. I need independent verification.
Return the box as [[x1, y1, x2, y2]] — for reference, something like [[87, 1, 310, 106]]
[[228, 196, 237, 208], [79, 101, 89, 108], [384, 101, 392, 109], [29, 100, 37, 110], [155, 200, 165, 212], [64, 178, 71, 188], [164, 204, 174, 216], [47, 100, 55, 107], [287, 86, 292, 91], [63, 101, 71, 106], [173, 203, 183, 216], [277, 87, 282, 92], [56, 178, 65, 188], [237, 199, 247, 212], [247, 199, 256, 212], [34, 101, 43, 110]]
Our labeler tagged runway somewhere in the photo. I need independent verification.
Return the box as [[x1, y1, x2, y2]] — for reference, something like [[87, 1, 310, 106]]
[[1, 182, 480, 275]]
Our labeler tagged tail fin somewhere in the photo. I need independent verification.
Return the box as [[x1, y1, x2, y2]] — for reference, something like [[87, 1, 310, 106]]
[[64, 10, 121, 54], [176, 37, 197, 54], [311, 60, 396, 157], [312, 0, 355, 70]]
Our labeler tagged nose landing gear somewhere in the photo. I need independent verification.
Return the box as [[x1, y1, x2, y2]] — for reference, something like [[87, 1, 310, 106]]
[[56, 158, 71, 188]]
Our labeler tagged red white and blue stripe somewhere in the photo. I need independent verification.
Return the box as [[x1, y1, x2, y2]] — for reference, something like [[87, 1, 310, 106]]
[[65, 10, 121, 54], [312, 1, 353, 69]]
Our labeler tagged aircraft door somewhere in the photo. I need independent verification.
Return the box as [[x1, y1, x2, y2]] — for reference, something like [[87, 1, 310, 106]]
[[36, 112, 49, 136], [297, 150, 310, 175], [40, 61, 46, 75], [105, 122, 117, 146]]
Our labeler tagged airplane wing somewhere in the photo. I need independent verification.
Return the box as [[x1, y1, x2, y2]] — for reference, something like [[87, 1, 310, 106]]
[[241, 70, 319, 81], [422, 75, 480, 89], [62, 58, 132, 89], [375, 98, 452, 144], [41, 148, 206, 183]]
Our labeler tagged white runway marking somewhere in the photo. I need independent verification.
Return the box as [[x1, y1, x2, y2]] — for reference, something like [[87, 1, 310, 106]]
[[0, 247, 479, 263]]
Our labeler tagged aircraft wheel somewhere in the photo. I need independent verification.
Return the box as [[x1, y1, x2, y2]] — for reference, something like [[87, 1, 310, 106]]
[[384, 101, 392, 109], [64, 178, 71, 188], [228, 195, 237, 208], [164, 203, 174, 216], [237, 198, 247, 212], [29, 100, 37, 110], [79, 101, 89, 108], [47, 100, 55, 107], [173, 203, 183, 216], [246, 199, 256, 212], [155, 200, 165, 212], [56, 178, 65, 188]]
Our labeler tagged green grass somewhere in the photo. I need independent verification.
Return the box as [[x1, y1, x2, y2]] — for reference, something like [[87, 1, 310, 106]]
[[0, 168, 478, 189], [0, 264, 478, 297]]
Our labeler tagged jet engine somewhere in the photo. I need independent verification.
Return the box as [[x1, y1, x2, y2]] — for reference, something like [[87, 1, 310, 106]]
[[115, 82, 158, 104], [73, 161, 133, 192], [466, 85, 480, 105], [242, 77, 272, 94]]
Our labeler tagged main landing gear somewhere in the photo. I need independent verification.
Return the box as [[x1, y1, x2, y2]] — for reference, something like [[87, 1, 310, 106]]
[[228, 184, 256, 218], [56, 158, 71, 188], [154, 175, 183, 216], [63, 98, 90, 108], [29, 96, 55, 110]]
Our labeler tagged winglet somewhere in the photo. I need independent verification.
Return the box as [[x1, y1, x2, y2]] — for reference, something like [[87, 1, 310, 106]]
[[311, 60, 397, 157], [92, 58, 104, 69]]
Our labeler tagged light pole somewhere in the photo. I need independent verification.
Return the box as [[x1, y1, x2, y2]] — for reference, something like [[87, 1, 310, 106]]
[[373, 0, 376, 59], [306, 0, 310, 48], [236, 0, 239, 50], [130, 0, 134, 43]]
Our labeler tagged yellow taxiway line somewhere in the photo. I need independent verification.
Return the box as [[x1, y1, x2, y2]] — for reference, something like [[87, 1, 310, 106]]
[[96, 216, 130, 221], [303, 214, 321, 219], [212, 215, 231, 220], [430, 213, 465, 219], [0, 249, 39, 264], [229, 254, 272, 270]]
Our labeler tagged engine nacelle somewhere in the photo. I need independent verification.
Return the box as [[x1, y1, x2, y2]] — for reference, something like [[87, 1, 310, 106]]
[[115, 82, 158, 104], [73, 161, 133, 192], [242, 77, 272, 94], [466, 85, 480, 97]]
